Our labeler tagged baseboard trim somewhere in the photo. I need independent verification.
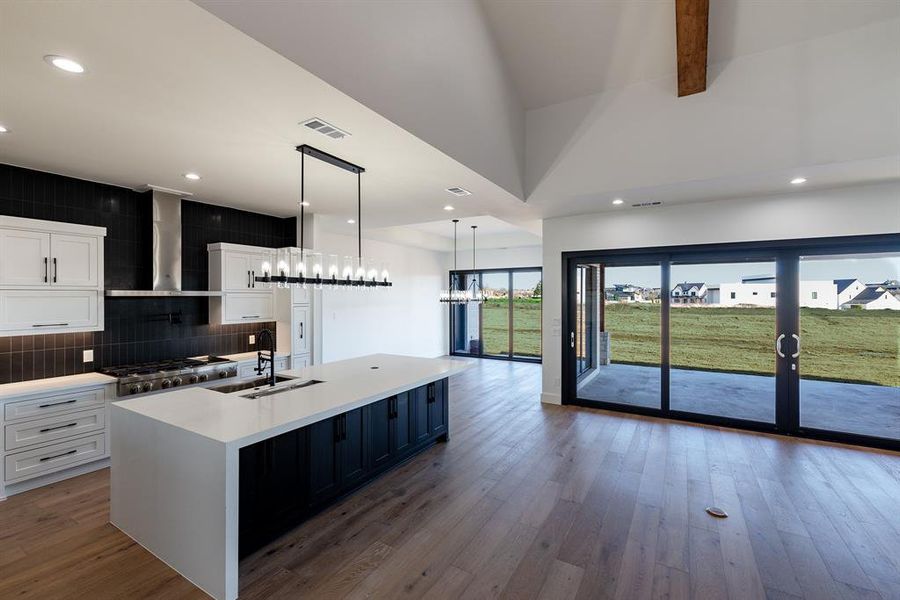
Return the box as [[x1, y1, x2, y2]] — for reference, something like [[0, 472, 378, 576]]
[[541, 392, 562, 405]]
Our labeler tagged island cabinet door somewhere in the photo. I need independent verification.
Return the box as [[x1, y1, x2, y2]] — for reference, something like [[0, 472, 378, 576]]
[[412, 385, 430, 445], [369, 398, 393, 471], [307, 417, 342, 508], [393, 391, 413, 455], [429, 379, 448, 437], [339, 408, 366, 490]]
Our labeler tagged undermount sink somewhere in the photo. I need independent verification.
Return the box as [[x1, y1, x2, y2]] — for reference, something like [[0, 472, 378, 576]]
[[209, 375, 296, 394], [241, 379, 324, 399]]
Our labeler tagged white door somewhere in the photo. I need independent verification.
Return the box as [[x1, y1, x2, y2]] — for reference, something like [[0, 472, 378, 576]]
[[0, 229, 51, 287], [0, 290, 99, 332], [223, 252, 254, 291], [51, 234, 99, 288], [293, 305, 309, 354]]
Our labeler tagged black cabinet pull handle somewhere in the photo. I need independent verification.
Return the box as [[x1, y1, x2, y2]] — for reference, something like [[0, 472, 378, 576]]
[[44, 257, 48, 283], [252, 270, 255, 288], [33, 323, 69, 328], [39, 399, 77, 409], [334, 416, 341, 443], [53, 257, 58, 283], [341, 415, 346, 441], [247, 270, 251, 288], [39, 422, 79, 433], [299, 322, 304, 339], [40, 449, 77, 462]]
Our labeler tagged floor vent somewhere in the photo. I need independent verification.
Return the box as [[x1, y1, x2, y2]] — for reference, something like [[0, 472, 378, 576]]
[[446, 187, 472, 197], [301, 117, 350, 140], [631, 201, 663, 208]]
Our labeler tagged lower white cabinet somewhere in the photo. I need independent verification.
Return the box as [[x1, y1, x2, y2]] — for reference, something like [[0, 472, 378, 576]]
[[292, 354, 310, 369], [4, 433, 106, 483], [1, 376, 113, 495], [0, 289, 101, 334], [212, 292, 275, 325], [236, 355, 288, 379], [292, 305, 310, 354]]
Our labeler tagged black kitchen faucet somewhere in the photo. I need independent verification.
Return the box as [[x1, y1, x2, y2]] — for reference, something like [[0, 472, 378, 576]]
[[255, 329, 276, 386]]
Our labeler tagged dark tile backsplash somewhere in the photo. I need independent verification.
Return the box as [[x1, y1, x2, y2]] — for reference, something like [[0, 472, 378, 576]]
[[0, 163, 296, 384]]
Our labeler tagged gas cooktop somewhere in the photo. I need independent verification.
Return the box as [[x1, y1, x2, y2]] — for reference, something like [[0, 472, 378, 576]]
[[103, 355, 238, 396]]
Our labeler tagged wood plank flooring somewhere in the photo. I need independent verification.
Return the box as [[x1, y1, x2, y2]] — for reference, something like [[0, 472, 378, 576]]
[[1, 358, 898, 599]]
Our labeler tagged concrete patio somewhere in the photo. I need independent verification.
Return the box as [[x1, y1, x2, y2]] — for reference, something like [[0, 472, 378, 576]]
[[577, 363, 899, 440]]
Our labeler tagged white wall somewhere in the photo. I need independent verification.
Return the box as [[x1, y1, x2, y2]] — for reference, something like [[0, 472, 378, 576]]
[[447, 245, 543, 271], [316, 232, 448, 362], [541, 181, 900, 404]]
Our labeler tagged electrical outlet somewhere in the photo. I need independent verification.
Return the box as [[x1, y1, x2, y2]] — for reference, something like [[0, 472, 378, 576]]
[[83, 349, 94, 363], [249, 335, 255, 345]]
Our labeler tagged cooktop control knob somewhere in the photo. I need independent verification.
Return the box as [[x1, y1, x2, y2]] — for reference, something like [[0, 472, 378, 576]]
[[141, 382, 153, 393], [218, 370, 229, 379], [172, 377, 182, 387], [130, 385, 141, 395], [188, 375, 199, 384], [198, 373, 209, 382], [160, 379, 172, 389]]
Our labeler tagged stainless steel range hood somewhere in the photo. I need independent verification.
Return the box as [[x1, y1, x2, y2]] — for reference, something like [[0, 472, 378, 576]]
[[106, 188, 221, 297]]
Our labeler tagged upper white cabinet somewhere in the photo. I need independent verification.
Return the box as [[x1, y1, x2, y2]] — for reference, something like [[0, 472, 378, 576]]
[[0, 229, 51, 286], [208, 243, 276, 324], [51, 234, 99, 288], [0, 216, 105, 337]]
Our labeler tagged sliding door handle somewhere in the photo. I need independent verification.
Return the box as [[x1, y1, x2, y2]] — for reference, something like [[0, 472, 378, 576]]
[[775, 334, 785, 358], [791, 334, 800, 359], [570, 332, 575, 349]]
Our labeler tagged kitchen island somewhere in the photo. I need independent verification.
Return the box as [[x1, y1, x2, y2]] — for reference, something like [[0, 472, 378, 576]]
[[110, 354, 470, 600]]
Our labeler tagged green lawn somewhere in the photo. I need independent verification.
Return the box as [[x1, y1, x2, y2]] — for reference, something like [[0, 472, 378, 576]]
[[482, 297, 542, 357], [601, 303, 899, 387]]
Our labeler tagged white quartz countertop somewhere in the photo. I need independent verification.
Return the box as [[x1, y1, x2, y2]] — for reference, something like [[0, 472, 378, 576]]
[[112, 354, 471, 446], [0, 372, 116, 400]]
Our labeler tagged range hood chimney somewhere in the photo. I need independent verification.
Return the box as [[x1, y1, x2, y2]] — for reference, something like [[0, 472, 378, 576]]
[[106, 187, 220, 297]]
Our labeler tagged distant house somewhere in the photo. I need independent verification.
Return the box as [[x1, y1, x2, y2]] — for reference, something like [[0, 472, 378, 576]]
[[835, 279, 866, 306], [606, 283, 648, 303], [671, 282, 707, 304], [841, 286, 900, 310]]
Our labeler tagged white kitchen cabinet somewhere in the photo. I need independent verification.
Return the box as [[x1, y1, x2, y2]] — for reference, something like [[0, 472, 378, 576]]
[[0, 216, 105, 337], [208, 243, 276, 324], [51, 233, 100, 288], [236, 355, 288, 379], [0, 229, 51, 287], [0, 289, 101, 333], [218, 292, 274, 324], [292, 305, 310, 355], [291, 354, 310, 369], [1, 374, 114, 497]]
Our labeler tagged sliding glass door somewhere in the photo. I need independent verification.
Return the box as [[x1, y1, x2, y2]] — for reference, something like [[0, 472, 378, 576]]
[[450, 267, 542, 362], [563, 235, 899, 450], [670, 260, 777, 424]]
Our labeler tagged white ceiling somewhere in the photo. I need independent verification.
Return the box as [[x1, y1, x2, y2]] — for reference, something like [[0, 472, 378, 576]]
[[1, 0, 897, 247], [367, 215, 542, 252], [0, 0, 537, 235], [479, 0, 900, 110]]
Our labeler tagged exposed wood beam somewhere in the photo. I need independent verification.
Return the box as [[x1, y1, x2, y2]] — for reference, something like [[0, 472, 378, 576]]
[[675, 0, 709, 97]]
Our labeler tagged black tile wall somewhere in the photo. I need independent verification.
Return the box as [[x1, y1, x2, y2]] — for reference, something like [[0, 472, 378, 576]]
[[0, 164, 296, 384]]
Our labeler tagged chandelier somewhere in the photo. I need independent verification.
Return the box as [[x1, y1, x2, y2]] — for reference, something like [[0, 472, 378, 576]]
[[439, 223, 483, 304], [256, 145, 392, 289]]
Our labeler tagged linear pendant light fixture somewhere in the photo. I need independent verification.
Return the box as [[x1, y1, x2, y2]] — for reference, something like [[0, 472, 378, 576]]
[[256, 144, 391, 288]]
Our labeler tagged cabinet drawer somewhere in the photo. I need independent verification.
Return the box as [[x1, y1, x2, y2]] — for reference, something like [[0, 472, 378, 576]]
[[5, 407, 106, 451], [222, 293, 274, 323], [4, 433, 106, 483], [0, 289, 100, 332], [4, 387, 106, 422], [292, 354, 310, 369]]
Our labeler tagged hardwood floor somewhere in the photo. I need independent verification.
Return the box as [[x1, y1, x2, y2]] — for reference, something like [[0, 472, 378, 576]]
[[1, 358, 898, 599]]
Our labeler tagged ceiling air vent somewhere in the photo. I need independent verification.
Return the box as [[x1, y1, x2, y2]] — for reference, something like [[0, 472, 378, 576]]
[[301, 117, 351, 140], [446, 186, 472, 197], [631, 201, 663, 208]]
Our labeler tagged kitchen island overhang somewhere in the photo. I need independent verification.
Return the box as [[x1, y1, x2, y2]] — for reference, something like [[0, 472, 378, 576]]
[[110, 354, 471, 600]]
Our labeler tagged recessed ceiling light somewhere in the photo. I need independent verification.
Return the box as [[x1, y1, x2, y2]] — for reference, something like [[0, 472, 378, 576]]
[[612, 198, 624, 205], [443, 205, 454, 211], [184, 172, 201, 181], [347, 219, 356, 224], [44, 55, 85, 74], [791, 177, 807, 185], [0, 124, 7, 134]]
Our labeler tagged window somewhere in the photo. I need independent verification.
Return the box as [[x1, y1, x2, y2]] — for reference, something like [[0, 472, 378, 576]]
[[690, 291, 696, 296], [770, 292, 776, 298], [752, 291, 758, 296], [812, 291, 818, 299], [449, 268, 542, 362], [730, 292, 736, 299]]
